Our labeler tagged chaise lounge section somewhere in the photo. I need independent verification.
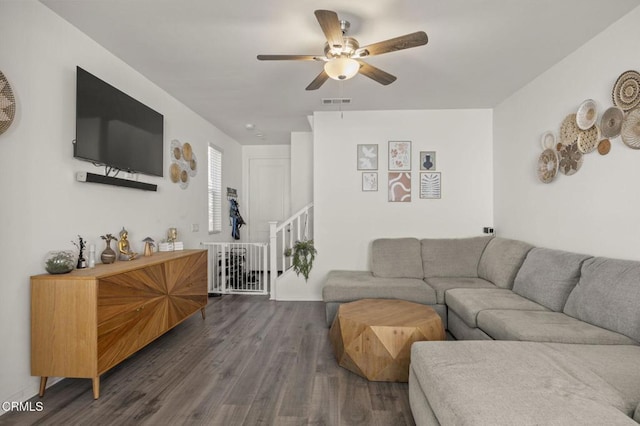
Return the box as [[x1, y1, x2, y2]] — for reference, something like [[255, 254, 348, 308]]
[[322, 236, 640, 424]]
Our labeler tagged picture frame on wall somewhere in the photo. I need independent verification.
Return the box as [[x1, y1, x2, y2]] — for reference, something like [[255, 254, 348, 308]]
[[420, 172, 441, 199], [362, 172, 378, 191], [388, 141, 411, 171], [357, 144, 378, 170], [420, 151, 436, 170], [388, 172, 411, 202]]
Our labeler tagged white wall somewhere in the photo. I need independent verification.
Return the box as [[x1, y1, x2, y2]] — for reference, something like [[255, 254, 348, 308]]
[[276, 109, 494, 300], [493, 5, 640, 259], [290, 131, 313, 212], [0, 1, 242, 409]]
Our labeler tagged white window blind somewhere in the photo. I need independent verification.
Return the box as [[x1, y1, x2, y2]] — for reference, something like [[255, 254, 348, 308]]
[[208, 144, 222, 233]]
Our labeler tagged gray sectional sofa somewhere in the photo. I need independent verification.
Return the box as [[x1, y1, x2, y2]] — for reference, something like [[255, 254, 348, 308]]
[[322, 236, 640, 425]]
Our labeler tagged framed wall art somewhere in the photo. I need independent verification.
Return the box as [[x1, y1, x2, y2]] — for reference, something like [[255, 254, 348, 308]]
[[362, 172, 378, 191], [420, 172, 441, 199], [388, 172, 411, 202], [420, 151, 436, 170], [388, 141, 411, 171], [357, 144, 378, 170]]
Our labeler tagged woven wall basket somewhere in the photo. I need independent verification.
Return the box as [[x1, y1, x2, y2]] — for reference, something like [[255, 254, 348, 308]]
[[0, 71, 16, 136]]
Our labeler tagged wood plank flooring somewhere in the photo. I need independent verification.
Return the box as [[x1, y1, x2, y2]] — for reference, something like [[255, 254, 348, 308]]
[[1, 295, 415, 426]]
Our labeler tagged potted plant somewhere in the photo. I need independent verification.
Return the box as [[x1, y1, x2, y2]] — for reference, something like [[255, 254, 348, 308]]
[[284, 239, 317, 281]]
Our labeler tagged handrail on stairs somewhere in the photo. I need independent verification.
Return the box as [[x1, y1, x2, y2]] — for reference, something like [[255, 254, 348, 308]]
[[269, 202, 313, 300]]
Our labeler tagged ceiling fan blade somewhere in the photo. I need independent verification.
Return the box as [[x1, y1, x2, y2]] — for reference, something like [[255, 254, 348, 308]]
[[306, 70, 329, 91], [314, 10, 344, 49], [257, 54, 323, 61], [355, 31, 428, 57], [357, 61, 397, 85]]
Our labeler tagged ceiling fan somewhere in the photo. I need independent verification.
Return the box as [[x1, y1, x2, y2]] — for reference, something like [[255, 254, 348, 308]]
[[257, 10, 428, 90]]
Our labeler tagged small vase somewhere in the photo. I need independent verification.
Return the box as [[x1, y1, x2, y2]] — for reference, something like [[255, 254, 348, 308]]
[[101, 241, 117, 264]]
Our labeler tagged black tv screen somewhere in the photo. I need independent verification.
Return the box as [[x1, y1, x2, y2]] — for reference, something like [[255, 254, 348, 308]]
[[74, 67, 164, 177]]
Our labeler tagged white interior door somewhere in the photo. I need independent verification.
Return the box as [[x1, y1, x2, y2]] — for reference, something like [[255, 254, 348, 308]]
[[248, 158, 291, 243]]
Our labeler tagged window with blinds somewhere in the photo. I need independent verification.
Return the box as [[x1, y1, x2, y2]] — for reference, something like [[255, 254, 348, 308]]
[[208, 144, 222, 233]]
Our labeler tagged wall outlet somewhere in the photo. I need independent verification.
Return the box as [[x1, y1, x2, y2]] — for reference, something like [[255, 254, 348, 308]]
[[483, 227, 495, 234], [191, 224, 199, 232]]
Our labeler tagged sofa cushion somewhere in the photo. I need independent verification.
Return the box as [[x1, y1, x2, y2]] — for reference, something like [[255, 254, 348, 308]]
[[371, 238, 423, 279], [322, 270, 436, 304], [420, 236, 492, 278], [477, 237, 533, 289], [424, 277, 495, 304], [410, 341, 640, 425], [477, 310, 637, 345], [553, 343, 640, 413], [512, 248, 591, 312], [635, 403, 640, 423], [446, 288, 548, 328], [564, 257, 640, 343]]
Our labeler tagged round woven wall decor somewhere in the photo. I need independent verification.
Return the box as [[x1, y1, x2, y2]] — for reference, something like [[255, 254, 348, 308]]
[[537, 149, 558, 183], [0, 71, 16, 136], [559, 114, 579, 146], [577, 124, 600, 154], [621, 108, 640, 149], [598, 139, 611, 155], [600, 106, 625, 138], [558, 143, 583, 176], [612, 70, 640, 111]]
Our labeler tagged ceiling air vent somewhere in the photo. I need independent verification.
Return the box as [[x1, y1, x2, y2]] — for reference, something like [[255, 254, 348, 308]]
[[322, 98, 352, 105]]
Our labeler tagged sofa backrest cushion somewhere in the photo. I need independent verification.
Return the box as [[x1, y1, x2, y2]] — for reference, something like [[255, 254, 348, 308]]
[[421, 236, 493, 278], [477, 238, 534, 289], [512, 248, 592, 311], [564, 257, 640, 343], [371, 238, 423, 279]]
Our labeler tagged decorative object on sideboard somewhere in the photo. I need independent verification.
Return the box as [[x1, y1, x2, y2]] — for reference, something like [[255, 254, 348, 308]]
[[600, 106, 624, 138], [620, 108, 640, 149], [118, 227, 138, 260], [142, 237, 155, 256], [537, 149, 559, 184], [612, 70, 640, 111], [167, 227, 178, 243], [72, 235, 87, 269], [44, 250, 76, 274], [88, 244, 96, 268], [100, 233, 117, 264], [0, 71, 16, 136]]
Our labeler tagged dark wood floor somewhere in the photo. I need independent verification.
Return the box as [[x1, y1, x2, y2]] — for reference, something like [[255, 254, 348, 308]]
[[1, 295, 415, 426]]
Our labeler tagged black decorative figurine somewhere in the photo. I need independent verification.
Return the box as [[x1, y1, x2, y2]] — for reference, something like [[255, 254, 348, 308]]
[[73, 235, 87, 269]]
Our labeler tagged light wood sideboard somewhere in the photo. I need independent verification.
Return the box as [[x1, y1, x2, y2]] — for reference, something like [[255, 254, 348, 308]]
[[31, 249, 208, 399]]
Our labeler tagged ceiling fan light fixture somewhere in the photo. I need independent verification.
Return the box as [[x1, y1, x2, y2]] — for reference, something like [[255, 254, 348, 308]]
[[324, 57, 359, 81]]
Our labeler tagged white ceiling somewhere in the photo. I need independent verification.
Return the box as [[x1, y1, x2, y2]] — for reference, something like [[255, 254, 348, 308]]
[[40, 0, 640, 145]]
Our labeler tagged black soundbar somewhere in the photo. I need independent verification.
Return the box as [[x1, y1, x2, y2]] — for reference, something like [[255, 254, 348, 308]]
[[76, 172, 158, 192]]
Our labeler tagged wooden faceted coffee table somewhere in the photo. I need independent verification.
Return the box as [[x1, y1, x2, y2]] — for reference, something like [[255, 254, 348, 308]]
[[329, 299, 444, 382]]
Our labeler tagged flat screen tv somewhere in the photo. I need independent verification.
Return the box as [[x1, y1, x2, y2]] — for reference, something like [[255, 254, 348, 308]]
[[74, 66, 164, 177]]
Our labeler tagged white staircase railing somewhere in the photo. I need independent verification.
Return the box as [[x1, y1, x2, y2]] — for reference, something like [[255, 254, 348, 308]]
[[269, 202, 313, 300]]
